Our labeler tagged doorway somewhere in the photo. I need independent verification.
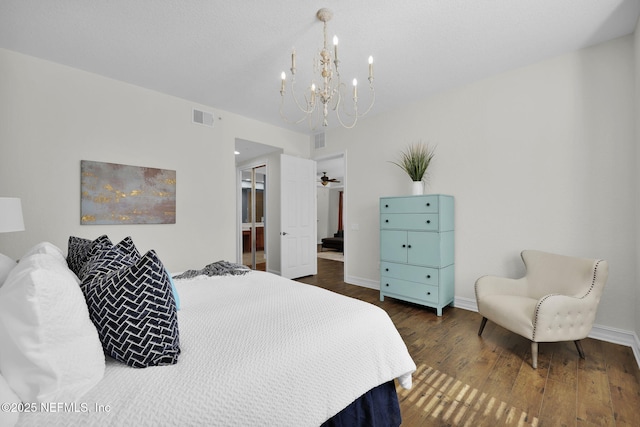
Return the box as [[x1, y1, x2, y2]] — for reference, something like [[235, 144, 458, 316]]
[[240, 165, 266, 270], [315, 152, 346, 270]]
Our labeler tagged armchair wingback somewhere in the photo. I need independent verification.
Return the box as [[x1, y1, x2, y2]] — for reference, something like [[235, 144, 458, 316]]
[[475, 250, 608, 368]]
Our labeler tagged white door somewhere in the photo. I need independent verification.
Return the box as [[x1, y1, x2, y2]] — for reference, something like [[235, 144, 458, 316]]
[[280, 154, 317, 279]]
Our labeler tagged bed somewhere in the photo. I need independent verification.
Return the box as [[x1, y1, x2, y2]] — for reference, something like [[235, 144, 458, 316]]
[[0, 237, 416, 427]]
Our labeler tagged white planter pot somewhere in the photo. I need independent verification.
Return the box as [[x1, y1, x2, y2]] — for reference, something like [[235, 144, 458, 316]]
[[411, 181, 424, 195]]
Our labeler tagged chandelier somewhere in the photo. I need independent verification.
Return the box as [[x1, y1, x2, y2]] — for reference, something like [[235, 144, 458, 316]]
[[279, 8, 375, 129]]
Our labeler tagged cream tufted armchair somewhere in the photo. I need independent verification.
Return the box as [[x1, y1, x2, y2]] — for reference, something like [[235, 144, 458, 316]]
[[475, 250, 608, 368]]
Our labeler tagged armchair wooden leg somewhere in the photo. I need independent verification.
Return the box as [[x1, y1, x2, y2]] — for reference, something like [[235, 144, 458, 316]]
[[531, 342, 538, 369], [478, 317, 488, 336], [574, 340, 586, 359]]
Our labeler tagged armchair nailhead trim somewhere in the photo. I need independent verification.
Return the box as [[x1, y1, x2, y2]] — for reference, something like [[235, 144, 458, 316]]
[[532, 259, 603, 341]]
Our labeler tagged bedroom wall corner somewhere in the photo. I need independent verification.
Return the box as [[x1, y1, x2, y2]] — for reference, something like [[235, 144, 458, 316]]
[[633, 16, 640, 368], [320, 35, 636, 333]]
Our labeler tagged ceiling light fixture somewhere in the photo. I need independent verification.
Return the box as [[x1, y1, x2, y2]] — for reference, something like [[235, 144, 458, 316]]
[[280, 8, 375, 130]]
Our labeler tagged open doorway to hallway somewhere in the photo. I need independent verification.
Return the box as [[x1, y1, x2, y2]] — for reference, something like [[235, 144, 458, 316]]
[[316, 153, 345, 268]]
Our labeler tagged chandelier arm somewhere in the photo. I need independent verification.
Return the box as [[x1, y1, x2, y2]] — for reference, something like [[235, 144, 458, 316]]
[[356, 86, 376, 117], [289, 77, 316, 114], [280, 84, 316, 125], [280, 98, 315, 125]]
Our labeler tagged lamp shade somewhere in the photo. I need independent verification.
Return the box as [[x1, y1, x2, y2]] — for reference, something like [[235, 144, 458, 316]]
[[0, 197, 25, 232]]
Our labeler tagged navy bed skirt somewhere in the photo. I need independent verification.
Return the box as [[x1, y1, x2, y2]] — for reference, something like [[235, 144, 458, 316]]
[[320, 380, 401, 427]]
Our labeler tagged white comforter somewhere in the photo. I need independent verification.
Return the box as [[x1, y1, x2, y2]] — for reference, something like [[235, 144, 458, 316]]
[[18, 271, 415, 426]]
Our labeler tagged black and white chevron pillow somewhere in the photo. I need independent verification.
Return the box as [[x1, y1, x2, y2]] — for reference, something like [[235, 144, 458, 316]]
[[67, 235, 111, 276], [83, 250, 180, 368], [78, 236, 141, 284]]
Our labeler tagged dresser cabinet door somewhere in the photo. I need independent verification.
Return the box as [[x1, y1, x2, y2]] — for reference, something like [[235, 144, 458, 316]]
[[407, 232, 442, 266], [380, 230, 407, 263]]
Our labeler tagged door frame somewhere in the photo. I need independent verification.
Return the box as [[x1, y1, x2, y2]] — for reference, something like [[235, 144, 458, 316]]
[[236, 158, 270, 268], [313, 150, 347, 276]]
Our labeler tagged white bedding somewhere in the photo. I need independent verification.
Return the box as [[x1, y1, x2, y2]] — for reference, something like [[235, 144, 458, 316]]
[[17, 271, 415, 426]]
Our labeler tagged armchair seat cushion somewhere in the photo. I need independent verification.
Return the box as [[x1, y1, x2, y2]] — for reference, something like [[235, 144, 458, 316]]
[[479, 295, 537, 340]]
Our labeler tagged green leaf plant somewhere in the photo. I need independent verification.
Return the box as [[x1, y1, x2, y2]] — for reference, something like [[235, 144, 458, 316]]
[[390, 142, 436, 182]]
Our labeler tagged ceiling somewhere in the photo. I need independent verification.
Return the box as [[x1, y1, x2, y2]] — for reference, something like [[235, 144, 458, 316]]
[[1, 1, 639, 136]]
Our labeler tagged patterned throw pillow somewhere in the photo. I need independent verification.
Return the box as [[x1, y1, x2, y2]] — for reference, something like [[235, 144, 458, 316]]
[[82, 250, 180, 368], [67, 235, 111, 276], [79, 245, 137, 288], [78, 236, 141, 284]]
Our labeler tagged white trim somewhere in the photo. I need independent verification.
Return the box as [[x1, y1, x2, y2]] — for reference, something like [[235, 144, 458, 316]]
[[454, 296, 478, 312], [345, 275, 379, 290]]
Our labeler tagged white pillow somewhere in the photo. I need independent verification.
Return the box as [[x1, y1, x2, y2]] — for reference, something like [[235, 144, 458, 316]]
[[0, 253, 16, 287], [0, 373, 20, 427], [21, 241, 67, 264], [0, 252, 105, 403]]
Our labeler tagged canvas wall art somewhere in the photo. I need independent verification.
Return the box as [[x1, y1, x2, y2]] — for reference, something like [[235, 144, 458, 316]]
[[81, 160, 176, 225]]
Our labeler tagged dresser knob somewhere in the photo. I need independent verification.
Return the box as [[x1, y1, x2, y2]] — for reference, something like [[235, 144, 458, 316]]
[[426, 275, 431, 279], [385, 268, 389, 271], [385, 283, 389, 287], [385, 219, 389, 223], [402, 244, 406, 248], [407, 245, 412, 248], [385, 204, 389, 208], [426, 220, 431, 224], [426, 203, 430, 206], [427, 292, 431, 295]]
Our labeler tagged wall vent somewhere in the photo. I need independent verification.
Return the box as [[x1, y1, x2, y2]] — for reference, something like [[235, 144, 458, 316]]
[[192, 108, 214, 127], [314, 132, 326, 149]]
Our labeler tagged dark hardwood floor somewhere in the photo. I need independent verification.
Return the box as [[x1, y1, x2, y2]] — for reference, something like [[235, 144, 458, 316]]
[[297, 258, 640, 426]]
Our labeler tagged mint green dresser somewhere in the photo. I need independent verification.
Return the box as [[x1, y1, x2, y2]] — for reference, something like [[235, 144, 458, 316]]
[[379, 194, 454, 316]]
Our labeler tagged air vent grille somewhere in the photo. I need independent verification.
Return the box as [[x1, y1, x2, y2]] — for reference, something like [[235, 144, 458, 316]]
[[192, 108, 214, 127], [314, 132, 326, 149]]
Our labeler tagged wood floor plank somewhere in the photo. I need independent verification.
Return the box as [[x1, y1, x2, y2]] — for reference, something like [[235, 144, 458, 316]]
[[296, 259, 640, 426], [538, 378, 577, 426]]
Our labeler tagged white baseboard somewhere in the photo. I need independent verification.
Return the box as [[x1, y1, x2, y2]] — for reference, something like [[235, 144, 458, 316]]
[[345, 275, 379, 290]]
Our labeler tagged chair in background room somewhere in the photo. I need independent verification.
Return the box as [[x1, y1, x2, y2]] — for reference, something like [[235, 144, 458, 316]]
[[475, 250, 608, 368]]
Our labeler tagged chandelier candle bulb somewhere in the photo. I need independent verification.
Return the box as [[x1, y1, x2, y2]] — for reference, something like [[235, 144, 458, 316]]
[[353, 78, 358, 100], [368, 56, 374, 81], [280, 72, 286, 93], [333, 35, 338, 61], [291, 48, 296, 74]]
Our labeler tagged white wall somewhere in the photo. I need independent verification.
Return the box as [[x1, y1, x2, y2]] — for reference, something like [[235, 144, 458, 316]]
[[0, 48, 310, 273], [317, 186, 330, 242], [316, 35, 637, 332]]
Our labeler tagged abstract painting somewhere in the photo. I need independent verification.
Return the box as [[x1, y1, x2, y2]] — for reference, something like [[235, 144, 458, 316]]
[[81, 160, 176, 225]]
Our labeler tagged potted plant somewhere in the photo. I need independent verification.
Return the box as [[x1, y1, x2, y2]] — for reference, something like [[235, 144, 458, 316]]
[[390, 142, 435, 195]]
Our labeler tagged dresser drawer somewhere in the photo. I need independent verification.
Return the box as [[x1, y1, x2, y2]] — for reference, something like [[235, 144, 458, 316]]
[[381, 262, 439, 285], [381, 213, 439, 231], [380, 196, 439, 214], [380, 277, 439, 304]]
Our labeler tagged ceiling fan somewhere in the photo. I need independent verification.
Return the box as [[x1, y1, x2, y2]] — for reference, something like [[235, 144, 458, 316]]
[[319, 172, 340, 186]]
